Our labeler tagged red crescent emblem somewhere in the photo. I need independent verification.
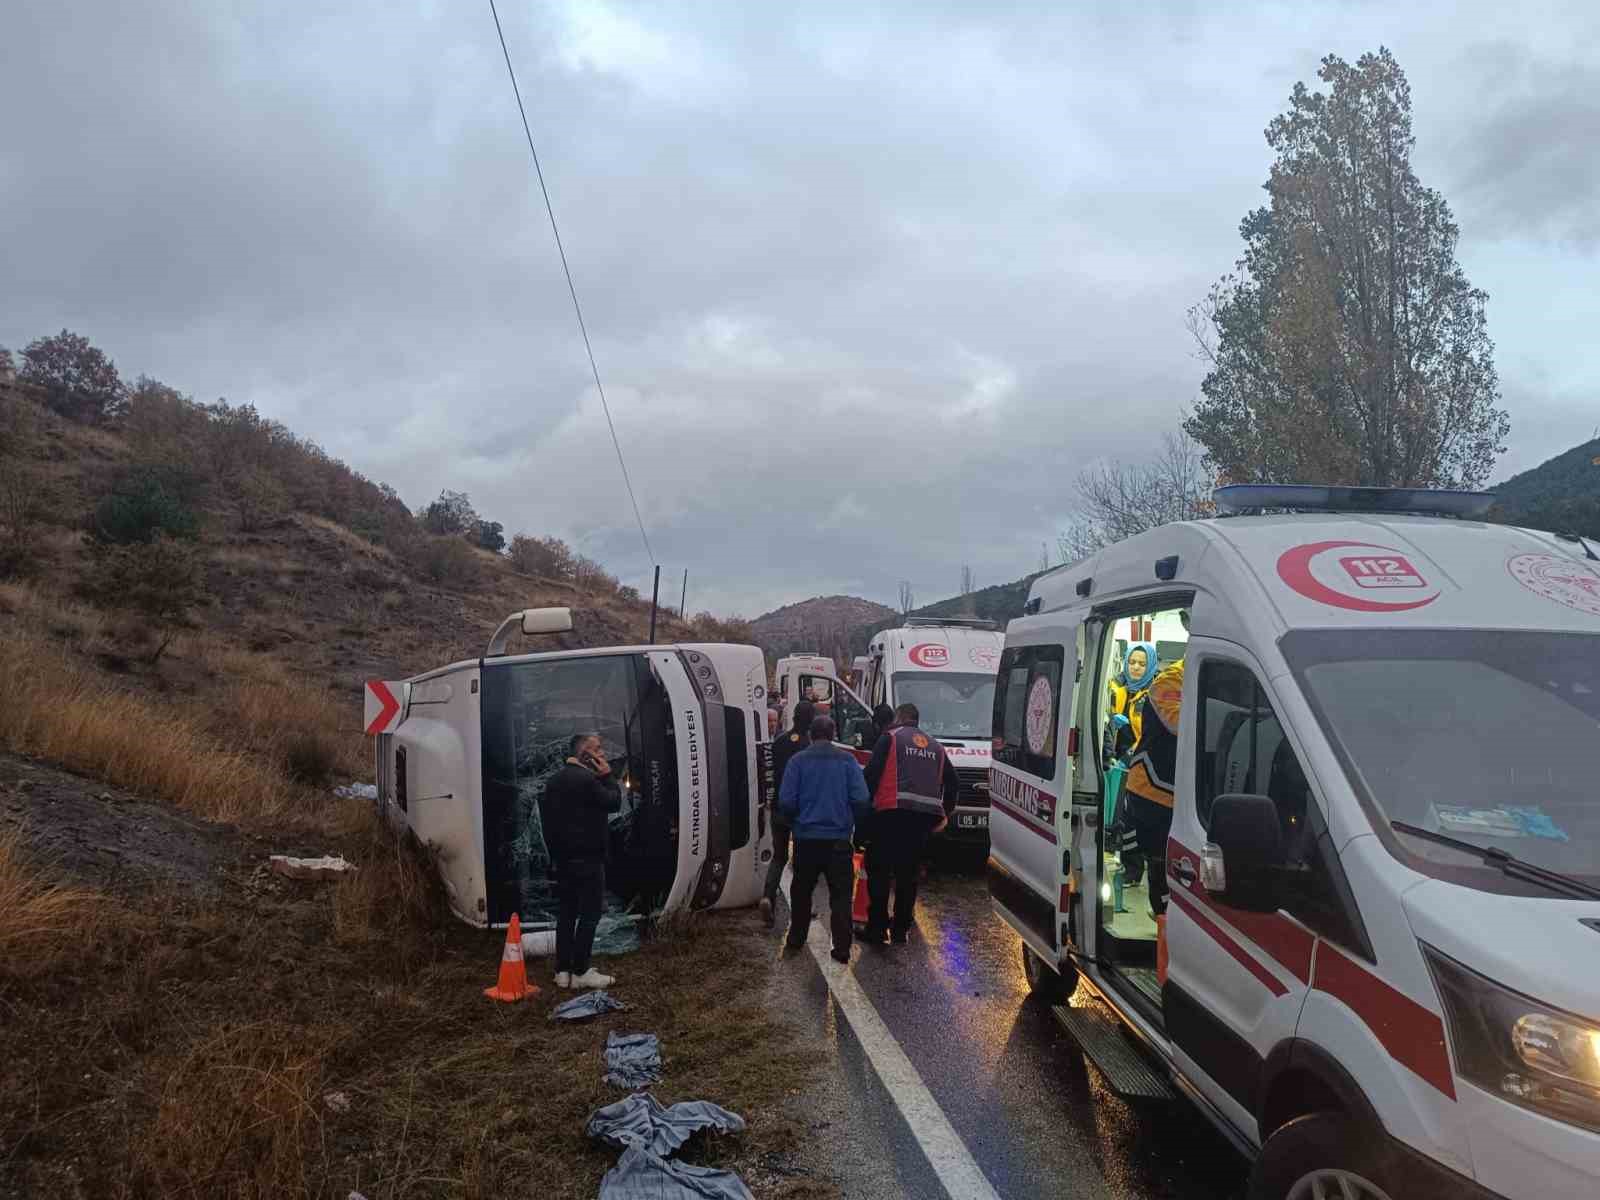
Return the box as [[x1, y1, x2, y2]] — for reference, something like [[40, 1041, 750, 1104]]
[[1276, 540, 1440, 613]]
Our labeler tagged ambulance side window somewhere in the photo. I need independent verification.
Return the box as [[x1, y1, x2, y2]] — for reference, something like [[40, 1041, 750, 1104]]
[[1195, 659, 1371, 956], [799, 674, 833, 705], [1194, 660, 1306, 858], [992, 646, 1063, 781]]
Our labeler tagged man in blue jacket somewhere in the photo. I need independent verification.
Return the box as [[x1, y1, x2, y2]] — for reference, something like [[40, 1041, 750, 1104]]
[[778, 713, 870, 963]]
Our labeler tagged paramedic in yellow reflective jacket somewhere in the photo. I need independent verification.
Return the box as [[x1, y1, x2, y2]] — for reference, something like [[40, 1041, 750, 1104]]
[[1123, 631, 1186, 918]]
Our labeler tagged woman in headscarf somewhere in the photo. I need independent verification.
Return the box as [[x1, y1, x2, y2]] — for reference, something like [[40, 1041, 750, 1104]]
[[1107, 641, 1159, 762]]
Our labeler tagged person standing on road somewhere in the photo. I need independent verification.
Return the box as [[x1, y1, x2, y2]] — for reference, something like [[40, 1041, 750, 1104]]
[[860, 703, 958, 946], [760, 701, 815, 926], [778, 713, 869, 964], [540, 733, 622, 989], [766, 707, 781, 738]]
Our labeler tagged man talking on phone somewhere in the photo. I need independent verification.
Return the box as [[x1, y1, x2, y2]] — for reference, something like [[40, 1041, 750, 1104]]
[[541, 732, 622, 989]]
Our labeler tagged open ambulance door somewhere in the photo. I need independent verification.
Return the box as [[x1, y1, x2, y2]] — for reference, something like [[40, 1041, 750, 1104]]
[[987, 613, 1080, 969]]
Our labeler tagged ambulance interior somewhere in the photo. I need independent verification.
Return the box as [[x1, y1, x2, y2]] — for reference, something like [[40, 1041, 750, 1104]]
[[1089, 603, 1326, 1021], [1092, 608, 1192, 980]]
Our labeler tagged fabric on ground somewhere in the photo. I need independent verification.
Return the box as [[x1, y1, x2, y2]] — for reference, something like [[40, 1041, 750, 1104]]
[[550, 991, 627, 1022], [332, 783, 379, 801], [597, 1145, 753, 1200], [586, 1093, 746, 1156], [604, 1032, 663, 1089]]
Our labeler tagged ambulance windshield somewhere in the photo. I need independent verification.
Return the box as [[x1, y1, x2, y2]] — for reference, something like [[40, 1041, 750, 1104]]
[[1285, 629, 1600, 887], [892, 672, 996, 740]]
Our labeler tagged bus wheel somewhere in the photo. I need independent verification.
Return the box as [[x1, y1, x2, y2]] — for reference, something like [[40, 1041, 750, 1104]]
[[1250, 1113, 1397, 1200], [1021, 943, 1076, 1003]]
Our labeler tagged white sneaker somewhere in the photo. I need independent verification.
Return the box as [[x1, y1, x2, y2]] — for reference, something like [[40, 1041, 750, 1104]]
[[570, 968, 615, 989], [555, 971, 572, 989]]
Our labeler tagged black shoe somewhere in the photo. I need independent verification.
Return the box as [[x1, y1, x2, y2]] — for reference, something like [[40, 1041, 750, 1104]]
[[861, 926, 889, 946], [781, 942, 806, 958], [830, 947, 850, 964], [759, 897, 775, 927], [890, 929, 909, 945]]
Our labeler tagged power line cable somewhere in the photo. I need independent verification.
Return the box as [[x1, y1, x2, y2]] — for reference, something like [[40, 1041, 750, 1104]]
[[487, 0, 655, 564]]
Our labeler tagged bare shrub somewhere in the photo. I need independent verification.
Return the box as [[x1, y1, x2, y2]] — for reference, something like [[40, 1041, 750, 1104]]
[[78, 534, 206, 662], [406, 534, 481, 586], [506, 533, 574, 579]]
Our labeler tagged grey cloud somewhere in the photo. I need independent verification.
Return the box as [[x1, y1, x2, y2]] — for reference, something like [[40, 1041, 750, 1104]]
[[3, 1, 1598, 619]]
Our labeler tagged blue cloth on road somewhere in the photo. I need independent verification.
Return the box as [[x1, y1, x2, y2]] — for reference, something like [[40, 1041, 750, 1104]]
[[549, 990, 627, 1022], [778, 742, 869, 841], [604, 1031, 663, 1089], [598, 1145, 753, 1200], [586, 1092, 746, 1156]]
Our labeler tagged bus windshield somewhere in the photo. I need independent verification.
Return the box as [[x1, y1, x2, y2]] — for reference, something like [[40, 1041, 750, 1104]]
[[1283, 628, 1600, 889], [892, 672, 996, 740]]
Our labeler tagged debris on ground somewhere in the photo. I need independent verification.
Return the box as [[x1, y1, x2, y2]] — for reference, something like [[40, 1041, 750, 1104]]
[[598, 1145, 753, 1200], [550, 991, 627, 1022], [332, 782, 379, 801], [604, 1031, 663, 1089], [324, 1091, 352, 1114], [268, 853, 357, 881], [587, 1093, 745, 1156]]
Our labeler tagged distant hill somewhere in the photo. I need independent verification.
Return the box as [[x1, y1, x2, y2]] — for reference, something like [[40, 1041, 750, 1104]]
[[750, 594, 895, 662], [1491, 434, 1600, 539], [851, 572, 1046, 651]]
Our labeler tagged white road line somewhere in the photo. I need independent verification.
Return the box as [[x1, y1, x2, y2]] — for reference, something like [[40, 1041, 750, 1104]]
[[782, 866, 1002, 1200]]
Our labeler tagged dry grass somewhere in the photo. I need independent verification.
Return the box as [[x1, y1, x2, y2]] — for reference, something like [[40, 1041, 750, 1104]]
[[0, 627, 305, 827], [0, 829, 100, 977]]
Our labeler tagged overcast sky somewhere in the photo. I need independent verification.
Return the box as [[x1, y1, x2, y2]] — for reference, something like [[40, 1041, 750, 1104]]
[[5, 1, 1599, 616]]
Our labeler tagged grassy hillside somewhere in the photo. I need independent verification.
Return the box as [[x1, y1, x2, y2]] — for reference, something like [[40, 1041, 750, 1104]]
[[0, 357, 801, 1198]]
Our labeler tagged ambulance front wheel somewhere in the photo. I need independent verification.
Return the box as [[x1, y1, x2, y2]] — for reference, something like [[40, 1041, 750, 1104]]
[[1021, 943, 1076, 1003], [1250, 1113, 1398, 1200]]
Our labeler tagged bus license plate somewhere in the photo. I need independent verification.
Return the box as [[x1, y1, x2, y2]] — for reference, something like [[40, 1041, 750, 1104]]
[[957, 813, 988, 830]]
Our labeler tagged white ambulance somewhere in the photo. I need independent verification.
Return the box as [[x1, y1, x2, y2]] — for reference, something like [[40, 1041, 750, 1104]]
[[988, 486, 1600, 1200], [860, 618, 1004, 843], [371, 608, 773, 928]]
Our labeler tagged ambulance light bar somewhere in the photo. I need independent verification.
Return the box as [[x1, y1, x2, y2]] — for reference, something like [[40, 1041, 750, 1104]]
[[1214, 485, 1496, 519]]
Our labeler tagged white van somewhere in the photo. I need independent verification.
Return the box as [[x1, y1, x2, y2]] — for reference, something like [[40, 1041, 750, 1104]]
[[988, 486, 1600, 1200], [861, 618, 1003, 843], [375, 608, 772, 928]]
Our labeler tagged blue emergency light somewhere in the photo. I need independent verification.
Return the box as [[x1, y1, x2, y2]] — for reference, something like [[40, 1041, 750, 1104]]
[[1213, 484, 1497, 519]]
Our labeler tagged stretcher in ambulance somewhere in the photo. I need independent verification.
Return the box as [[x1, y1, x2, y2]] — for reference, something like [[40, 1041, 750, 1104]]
[[987, 486, 1600, 1200], [860, 619, 1003, 844], [371, 608, 772, 930]]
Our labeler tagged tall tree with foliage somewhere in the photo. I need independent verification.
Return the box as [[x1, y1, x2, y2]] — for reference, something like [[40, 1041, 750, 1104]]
[[1186, 49, 1509, 489], [20, 330, 127, 424]]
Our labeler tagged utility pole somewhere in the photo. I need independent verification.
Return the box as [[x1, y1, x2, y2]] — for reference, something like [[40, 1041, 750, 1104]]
[[648, 564, 661, 643], [679, 569, 688, 619]]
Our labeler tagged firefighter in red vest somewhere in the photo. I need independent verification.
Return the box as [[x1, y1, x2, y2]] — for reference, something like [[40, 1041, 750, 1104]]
[[860, 703, 958, 945]]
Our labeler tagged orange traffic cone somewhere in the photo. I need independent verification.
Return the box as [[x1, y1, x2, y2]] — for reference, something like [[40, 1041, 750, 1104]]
[[484, 913, 538, 1002], [851, 851, 870, 926]]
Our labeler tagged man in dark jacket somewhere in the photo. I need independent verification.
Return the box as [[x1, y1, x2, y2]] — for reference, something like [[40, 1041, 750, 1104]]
[[540, 732, 622, 989], [778, 714, 869, 963], [760, 701, 814, 926], [860, 703, 958, 945]]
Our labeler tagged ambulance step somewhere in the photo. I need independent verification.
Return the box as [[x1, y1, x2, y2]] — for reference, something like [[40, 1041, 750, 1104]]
[[1051, 1002, 1176, 1102]]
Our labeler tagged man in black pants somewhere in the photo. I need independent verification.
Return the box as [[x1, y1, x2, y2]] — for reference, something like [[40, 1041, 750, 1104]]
[[778, 714, 870, 963], [861, 703, 958, 945], [760, 701, 814, 926], [540, 732, 622, 989]]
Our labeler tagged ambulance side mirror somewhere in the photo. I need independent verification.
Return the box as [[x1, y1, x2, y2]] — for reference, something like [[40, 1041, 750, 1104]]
[[1205, 793, 1284, 910]]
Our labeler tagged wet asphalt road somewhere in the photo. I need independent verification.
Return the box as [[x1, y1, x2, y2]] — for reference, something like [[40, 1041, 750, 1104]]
[[768, 845, 1250, 1200]]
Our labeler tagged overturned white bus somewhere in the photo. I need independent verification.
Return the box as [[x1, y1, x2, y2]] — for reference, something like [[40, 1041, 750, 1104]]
[[372, 608, 773, 928]]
